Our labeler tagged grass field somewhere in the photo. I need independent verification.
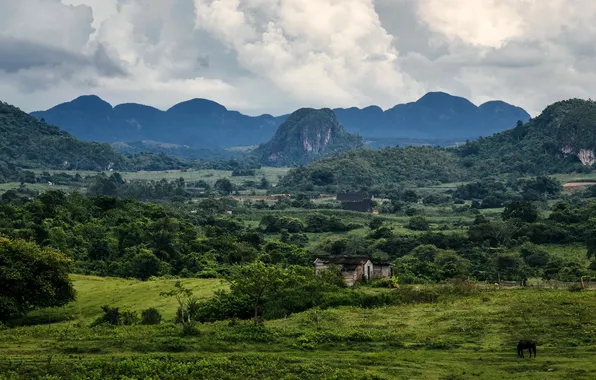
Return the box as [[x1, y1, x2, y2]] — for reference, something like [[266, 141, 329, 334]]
[[32, 167, 291, 186], [2, 276, 596, 379]]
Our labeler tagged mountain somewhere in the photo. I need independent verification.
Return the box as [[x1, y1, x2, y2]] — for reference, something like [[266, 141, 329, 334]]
[[31, 96, 280, 148], [31, 92, 529, 151], [459, 98, 596, 177], [333, 92, 531, 139], [253, 108, 364, 166], [278, 98, 596, 191], [0, 101, 124, 182]]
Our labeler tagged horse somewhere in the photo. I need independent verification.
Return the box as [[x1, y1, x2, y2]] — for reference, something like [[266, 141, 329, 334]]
[[517, 340, 537, 358]]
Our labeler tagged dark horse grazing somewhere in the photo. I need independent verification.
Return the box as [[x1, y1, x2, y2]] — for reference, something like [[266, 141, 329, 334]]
[[517, 340, 537, 358]]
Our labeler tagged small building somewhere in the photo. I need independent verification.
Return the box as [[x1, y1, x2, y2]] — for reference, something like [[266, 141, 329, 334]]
[[314, 256, 392, 286], [337, 193, 374, 213]]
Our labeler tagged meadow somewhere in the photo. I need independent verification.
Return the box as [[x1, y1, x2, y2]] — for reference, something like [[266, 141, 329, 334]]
[[2, 276, 596, 379]]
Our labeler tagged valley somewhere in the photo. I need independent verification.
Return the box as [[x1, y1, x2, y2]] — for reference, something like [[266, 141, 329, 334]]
[[2, 96, 596, 379]]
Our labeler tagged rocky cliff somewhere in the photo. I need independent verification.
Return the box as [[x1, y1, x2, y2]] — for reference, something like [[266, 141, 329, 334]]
[[254, 108, 364, 166]]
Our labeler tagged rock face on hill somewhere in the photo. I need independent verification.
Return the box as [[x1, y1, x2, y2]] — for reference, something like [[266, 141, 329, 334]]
[[253, 108, 364, 166]]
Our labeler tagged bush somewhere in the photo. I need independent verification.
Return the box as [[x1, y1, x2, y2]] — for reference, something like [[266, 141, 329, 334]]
[[568, 284, 584, 292], [371, 276, 399, 288], [406, 216, 430, 231], [92, 305, 139, 326], [425, 337, 451, 350], [121, 310, 140, 325], [91, 305, 123, 327], [180, 322, 201, 337], [141, 308, 162, 325]]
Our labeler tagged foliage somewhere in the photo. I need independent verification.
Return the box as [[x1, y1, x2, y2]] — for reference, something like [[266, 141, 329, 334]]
[[0, 102, 124, 182], [0, 237, 75, 321], [141, 307, 163, 325], [91, 305, 139, 327], [406, 216, 430, 231], [278, 146, 467, 192]]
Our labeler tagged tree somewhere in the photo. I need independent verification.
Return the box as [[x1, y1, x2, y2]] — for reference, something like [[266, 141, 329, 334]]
[[226, 261, 289, 323], [214, 178, 233, 195], [502, 200, 539, 223], [0, 237, 75, 322], [369, 217, 384, 230], [406, 216, 430, 231], [161, 281, 195, 323]]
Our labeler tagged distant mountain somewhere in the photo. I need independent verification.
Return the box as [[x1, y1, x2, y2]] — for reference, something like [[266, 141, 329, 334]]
[[0, 101, 124, 181], [31, 95, 280, 148], [333, 92, 531, 139], [253, 108, 364, 166], [278, 98, 596, 191], [31, 93, 529, 150]]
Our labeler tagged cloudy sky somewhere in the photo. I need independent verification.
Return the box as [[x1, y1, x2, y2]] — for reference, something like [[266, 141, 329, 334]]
[[0, 0, 594, 116]]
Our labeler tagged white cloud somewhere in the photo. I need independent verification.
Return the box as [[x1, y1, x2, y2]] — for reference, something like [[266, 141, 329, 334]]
[[1, 0, 596, 117]]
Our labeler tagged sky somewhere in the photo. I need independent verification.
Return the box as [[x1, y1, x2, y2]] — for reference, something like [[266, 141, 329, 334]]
[[0, 0, 595, 116]]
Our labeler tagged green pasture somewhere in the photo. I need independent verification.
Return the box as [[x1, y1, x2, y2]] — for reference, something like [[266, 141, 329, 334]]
[[2, 276, 596, 379]]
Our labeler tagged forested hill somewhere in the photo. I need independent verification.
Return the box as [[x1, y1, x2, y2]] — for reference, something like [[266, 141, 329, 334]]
[[277, 146, 467, 192], [279, 98, 596, 192], [459, 98, 596, 177], [0, 101, 124, 181], [253, 108, 364, 166]]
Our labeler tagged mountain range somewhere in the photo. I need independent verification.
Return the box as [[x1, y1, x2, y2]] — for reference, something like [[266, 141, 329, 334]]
[[31, 92, 530, 148], [278, 98, 596, 191]]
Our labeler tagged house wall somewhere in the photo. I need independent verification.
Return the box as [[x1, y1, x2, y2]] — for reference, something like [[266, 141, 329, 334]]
[[373, 264, 392, 278], [315, 259, 380, 286]]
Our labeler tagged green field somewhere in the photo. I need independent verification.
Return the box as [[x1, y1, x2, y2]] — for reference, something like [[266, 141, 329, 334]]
[[2, 276, 596, 379], [0, 167, 292, 195]]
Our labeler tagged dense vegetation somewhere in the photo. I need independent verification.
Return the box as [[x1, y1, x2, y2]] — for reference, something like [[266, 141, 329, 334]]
[[0, 237, 75, 321], [280, 99, 596, 192], [0, 101, 124, 181], [459, 99, 596, 177], [278, 146, 467, 191], [254, 108, 364, 166]]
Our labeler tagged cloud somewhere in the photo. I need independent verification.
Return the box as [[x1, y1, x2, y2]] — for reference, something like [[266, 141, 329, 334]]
[[1, 0, 596, 117]]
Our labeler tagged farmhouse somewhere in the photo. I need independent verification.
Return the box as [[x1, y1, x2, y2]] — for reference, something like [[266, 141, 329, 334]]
[[314, 256, 392, 286], [336, 193, 374, 213]]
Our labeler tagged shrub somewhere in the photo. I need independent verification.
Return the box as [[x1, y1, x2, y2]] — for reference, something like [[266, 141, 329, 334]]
[[371, 276, 399, 288], [141, 308, 162, 325], [91, 305, 139, 327], [425, 338, 451, 349], [406, 216, 430, 231], [121, 310, 140, 325], [568, 284, 584, 292], [180, 322, 201, 337]]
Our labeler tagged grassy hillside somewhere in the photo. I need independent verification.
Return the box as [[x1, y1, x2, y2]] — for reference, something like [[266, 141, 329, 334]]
[[21, 275, 227, 324], [3, 278, 596, 379]]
